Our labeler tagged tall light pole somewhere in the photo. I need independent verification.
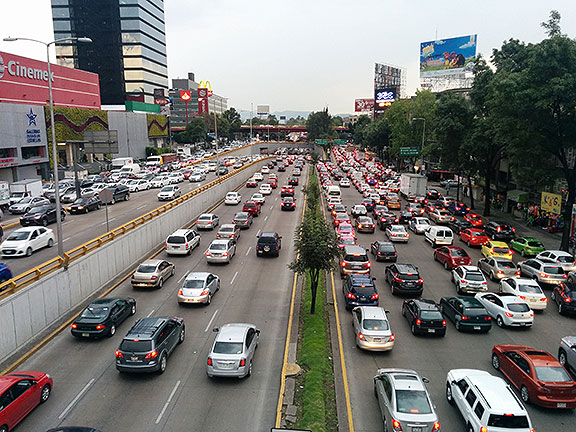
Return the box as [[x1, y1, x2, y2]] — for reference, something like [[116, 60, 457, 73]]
[[3, 36, 92, 262], [412, 117, 426, 173], [250, 103, 253, 141]]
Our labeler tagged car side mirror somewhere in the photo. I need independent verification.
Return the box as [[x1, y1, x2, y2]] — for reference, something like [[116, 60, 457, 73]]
[[279, 236, 282, 239], [422, 377, 430, 383], [212, 328, 219, 333], [385, 310, 390, 314], [256, 329, 261, 334]]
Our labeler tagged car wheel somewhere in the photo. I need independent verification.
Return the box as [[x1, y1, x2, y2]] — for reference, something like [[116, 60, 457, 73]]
[[558, 301, 564, 315], [111, 197, 116, 205], [171, 267, 175, 276], [40, 384, 51, 403], [490, 271, 496, 281], [179, 327, 185, 344], [109, 324, 116, 337], [125, 193, 130, 201], [496, 315, 504, 327], [206, 293, 212, 305], [158, 353, 167, 374], [97, 203, 101, 210], [411, 323, 416, 335], [455, 320, 461, 331], [382, 419, 388, 432], [446, 383, 455, 405], [467, 240, 471, 247], [42, 218, 48, 227], [444, 261, 449, 270], [433, 253, 438, 261], [401, 305, 406, 317], [131, 304, 136, 315], [491, 353, 500, 370], [47, 238, 54, 248], [26, 247, 33, 257], [0, 426, 7, 432], [85, 208, 89, 214], [466, 424, 474, 432], [521, 249, 526, 257], [520, 386, 530, 403], [157, 278, 164, 289]]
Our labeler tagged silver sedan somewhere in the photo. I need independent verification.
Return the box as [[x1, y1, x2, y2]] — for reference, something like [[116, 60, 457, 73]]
[[205, 239, 236, 264], [178, 272, 220, 305]]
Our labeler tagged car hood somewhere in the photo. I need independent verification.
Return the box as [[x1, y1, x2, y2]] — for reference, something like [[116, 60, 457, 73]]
[[2, 239, 28, 248]]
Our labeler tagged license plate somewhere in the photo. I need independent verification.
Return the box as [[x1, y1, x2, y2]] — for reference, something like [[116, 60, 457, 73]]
[[557, 403, 566, 408], [172, 246, 180, 249], [131, 356, 139, 361], [82, 333, 89, 337], [373, 338, 381, 343], [428, 329, 436, 333], [474, 326, 481, 330], [412, 428, 423, 432]]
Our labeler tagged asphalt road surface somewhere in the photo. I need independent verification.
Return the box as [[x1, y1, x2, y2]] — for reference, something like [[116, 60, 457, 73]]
[[333, 179, 575, 432], [11, 163, 307, 432]]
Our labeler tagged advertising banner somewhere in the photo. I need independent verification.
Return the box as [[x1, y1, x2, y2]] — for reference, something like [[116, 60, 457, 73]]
[[180, 90, 191, 101], [541, 192, 562, 215], [153, 88, 168, 105], [374, 63, 403, 93], [0, 51, 101, 108], [374, 88, 396, 113], [419, 35, 477, 77], [197, 87, 209, 115], [355, 98, 374, 112], [257, 105, 270, 116]]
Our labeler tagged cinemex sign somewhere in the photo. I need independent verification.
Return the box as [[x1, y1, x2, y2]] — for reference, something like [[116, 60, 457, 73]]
[[0, 51, 101, 109]]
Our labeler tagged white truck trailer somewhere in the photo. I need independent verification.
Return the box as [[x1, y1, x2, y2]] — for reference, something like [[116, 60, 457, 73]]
[[9, 179, 44, 205], [399, 173, 427, 198]]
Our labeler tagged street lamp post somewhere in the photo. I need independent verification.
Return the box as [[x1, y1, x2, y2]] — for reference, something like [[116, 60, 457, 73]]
[[412, 117, 426, 173], [3, 36, 92, 262]]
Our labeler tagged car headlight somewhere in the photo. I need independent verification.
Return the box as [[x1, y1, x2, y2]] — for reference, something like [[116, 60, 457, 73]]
[[34, 214, 42, 219]]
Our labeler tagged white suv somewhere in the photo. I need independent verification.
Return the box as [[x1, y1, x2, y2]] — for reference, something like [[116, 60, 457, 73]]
[[446, 369, 533, 432]]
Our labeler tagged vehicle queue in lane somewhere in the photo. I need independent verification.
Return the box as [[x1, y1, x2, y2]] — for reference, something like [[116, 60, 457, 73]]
[[0, 154, 308, 432], [322, 148, 576, 432]]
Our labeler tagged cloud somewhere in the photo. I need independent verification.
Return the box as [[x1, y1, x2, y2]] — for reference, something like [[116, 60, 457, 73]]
[[460, 36, 477, 49]]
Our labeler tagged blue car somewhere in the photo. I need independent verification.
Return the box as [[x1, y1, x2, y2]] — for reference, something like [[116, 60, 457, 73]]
[[0, 262, 13, 288], [362, 199, 375, 212], [447, 201, 469, 215], [342, 274, 379, 310]]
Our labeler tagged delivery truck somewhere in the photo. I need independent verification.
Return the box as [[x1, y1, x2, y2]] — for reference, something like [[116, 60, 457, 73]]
[[0, 181, 10, 210], [146, 153, 179, 167], [399, 173, 427, 199], [9, 179, 44, 205]]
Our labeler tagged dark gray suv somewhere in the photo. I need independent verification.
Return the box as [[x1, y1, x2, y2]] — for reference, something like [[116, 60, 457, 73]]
[[115, 316, 185, 374]]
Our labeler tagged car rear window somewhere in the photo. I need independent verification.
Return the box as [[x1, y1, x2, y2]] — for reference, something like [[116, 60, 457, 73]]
[[183, 279, 204, 289], [120, 340, 153, 352], [556, 256, 573, 263], [362, 319, 389, 331], [137, 264, 157, 273], [345, 255, 368, 263], [399, 273, 419, 281], [465, 272, 484, 281], [493, 247, 509, 253], [464, 307, 488, 316], [420, 310, 443, 320], [213, 342, 243, 354], [80, 306, 108, 319], [259, 237, 276, 244], [535, 366, 572, 382], [508, 303, 531, 313], [473, 231, 486, 237], [517, 283, 543, 294], [210, 244, 226, 251], [543, 266, 564, 275], [528, 241, 543, 247], [488, 414, 529, 428], [351, 286, 376, 295], [167, 236, 185, 244], [395, 390, 432, 414], [451, 249, 468, 257], [378, 244, 395, 252], [498, 261, 516, 269]]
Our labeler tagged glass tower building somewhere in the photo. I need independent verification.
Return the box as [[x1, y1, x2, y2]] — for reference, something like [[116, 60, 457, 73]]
[[51, 0, 168, 105]]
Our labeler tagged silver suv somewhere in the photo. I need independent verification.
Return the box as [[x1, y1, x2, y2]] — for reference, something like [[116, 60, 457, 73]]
[[518, 258, 567, 285], [206, 323, 260, 378]]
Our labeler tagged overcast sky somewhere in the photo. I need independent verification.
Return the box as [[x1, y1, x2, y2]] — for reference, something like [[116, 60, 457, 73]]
[[1, 1, 575, 114]]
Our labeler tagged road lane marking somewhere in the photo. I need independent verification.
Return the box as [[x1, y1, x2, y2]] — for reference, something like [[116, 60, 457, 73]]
[[275, 197, 278, 202], [146, 309, 155, 318], [257, 229, 261, 236], [204, 309, 219, 332], [245, 246, 252, 256], [63, 237, 71, 242], [58, 378, 95, 419], [136, 204, 147, 210], [178, 271, 189, 283], [155, 380, 181, 424], [100, 217, 116, 225], [264, 216, 268, 221], [230, 271, 238, 285], [270, 205, 274, 210]]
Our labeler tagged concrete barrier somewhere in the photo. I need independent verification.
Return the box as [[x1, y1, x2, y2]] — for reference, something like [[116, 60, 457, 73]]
[[0, 161, 263, 365]]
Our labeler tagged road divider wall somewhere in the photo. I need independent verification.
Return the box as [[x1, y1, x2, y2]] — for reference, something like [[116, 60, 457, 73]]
[[0, 159, 265, 365]]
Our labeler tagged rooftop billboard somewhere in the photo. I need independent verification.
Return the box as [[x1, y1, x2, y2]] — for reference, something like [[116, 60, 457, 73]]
[[419, 35, 477, 77]]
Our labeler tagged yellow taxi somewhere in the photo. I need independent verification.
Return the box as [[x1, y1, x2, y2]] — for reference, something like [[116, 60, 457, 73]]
[[481, 240, 514, 260], [387, 196, 401, 209]]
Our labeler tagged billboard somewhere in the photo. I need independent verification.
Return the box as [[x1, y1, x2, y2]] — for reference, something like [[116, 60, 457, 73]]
[[374, 63, 403, 92], [420, 35, 477, 77], [355, 98, 374, 112], [0, 51, 101, 109], [541, 192, 562, 215], [257, 105, 270, 116], [374, 88, 396, 113]]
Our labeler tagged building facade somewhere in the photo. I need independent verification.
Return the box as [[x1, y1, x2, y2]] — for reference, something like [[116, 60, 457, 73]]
[[169, 73, 228, 129], [51, 0, 168, 105]]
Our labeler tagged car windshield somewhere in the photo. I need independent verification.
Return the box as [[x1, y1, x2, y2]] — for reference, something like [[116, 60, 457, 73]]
[[465, 272, 484, 281], [119, 340, 153, 352], [167, 236, 185, 244], [16, 197, 32, 204], [160, 186, 174, 192], [137, 264, 157, 273], [6, 231, 30, 241], [183, 279, 204, 289], [534, 366, 572, 382], [210, 244, 226, 251], [363, 319, 389, 330], [80, 306, 109, 319], [528, 241, 543, 247], [507, 303, 531, 312], [420, 310, 443, 320], [73, 198, 88, 205], [451, 249, 468, 257], [213, 342, 243, 354], [488, 414, 529, 428], [395, 390, 432, 414], [543, 266, 564, 275]]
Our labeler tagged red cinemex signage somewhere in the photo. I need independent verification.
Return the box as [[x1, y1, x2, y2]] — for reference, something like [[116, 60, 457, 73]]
[[0, 51, 101, 109]]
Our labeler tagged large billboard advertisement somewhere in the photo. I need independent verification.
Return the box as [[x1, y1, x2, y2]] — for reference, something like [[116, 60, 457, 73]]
[[419, 35, 477, 77], [374, 63, 402, 92], [355, 98, 374, 112], [0, 51, 101, 108], [374, 88, 396, 113]]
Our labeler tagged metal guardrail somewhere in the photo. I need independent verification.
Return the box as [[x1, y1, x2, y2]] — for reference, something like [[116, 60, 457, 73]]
[[0, 154, 272, 300]]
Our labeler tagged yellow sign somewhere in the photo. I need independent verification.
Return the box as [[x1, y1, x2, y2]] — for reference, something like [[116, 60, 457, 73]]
[[198, 80, 212, 96], [541, 192, 562, 214]]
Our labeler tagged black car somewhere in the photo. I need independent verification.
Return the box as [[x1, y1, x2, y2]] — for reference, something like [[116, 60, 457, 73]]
[[288, 176, 299, 186], [281, 197, 296, 211], [483, 221, 515, 241], [398, 210, 413, 224], [68, 196, 102, 214], [377, 213, 399, 230], [425, 189, 441, 202], [280, 186, 295, 197], [217, 166, 229, 175], [384, 263, 423, 296], [439, 296, 492, 333], [361, 198, 375, 212], [20, 205, 65, 227], [278, 164, 286, 172], [551, 282, 576, 315], [256, 232, 282, 257], [115, 316, 185, 374], [370, 241, 397, 262], [448, 217, 474, 234], [342, 274, 379, 310], [71, 297, 136, 339], [402, 298, 446, 336], [101, 185, 130, 204]]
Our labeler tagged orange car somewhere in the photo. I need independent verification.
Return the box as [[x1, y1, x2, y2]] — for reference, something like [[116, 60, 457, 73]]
[[464, 213, 483, 227], [387, 197, 401, 209]]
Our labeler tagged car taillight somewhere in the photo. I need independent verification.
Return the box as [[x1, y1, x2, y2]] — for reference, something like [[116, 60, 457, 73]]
[[485, 316, 492, 320], [391, 418, 402, 431], [508, 250, 513, 255], [95, 325, 105, 330], [389, 334, 395, 341], [145, 351, 158, 359], [539, 272, 548, 278], [164, 242, 168, 249], [240, 358, 246, 367], [347, 292, 356, 300], [565, 296, 572, 303], [497, 226, 501, 232], [71, 323, 78, 329], [505, 312, 513, 317], [418, 279, 424, 283], [497, 270, 503, 274], [416, 319, 421, 325], [562, 274, 568, 278], [433, 422, 440, 431], [341, 261, 347, 267], [516, 271, 521, 275], [480, 427, 487, 432], [205, 251, 210, 256], [371, 294, 379, 300], [358, 332, 365, 340], [442, 320, 446, 326], [518, 295, 526, 300], [115, 350, 124, 358], [207, 357, 212, 366], [461, 316, 469, 320], [367, 262, 371, 267], [541, 297, 548, 302]]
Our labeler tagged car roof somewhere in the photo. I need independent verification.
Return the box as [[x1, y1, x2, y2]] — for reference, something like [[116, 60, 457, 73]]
[[349, 273, 374, 284], [170, 229, 192, 237], [469, 375, 526, 412], [210, 239, 230, 245], [456, 296, 483, 307], [461, 265, 481, 272], [260, 232, 278, 238], [489, 241, 509, 247], [220, 224, 236, 229], [379, 370, 425, 391], [343, 245, 366, 255], [413, 298, 439, 310], [216, 323, 254, 342], [356, 306, 387, 319], [140, 259, 162, 266], [394, 263, 418, 273], [13, 226, 41, 233], [199, 213, 214, 218], [126, 317, 170, 340], [89, 298, 123, 307], [185, 272, 211, 280]]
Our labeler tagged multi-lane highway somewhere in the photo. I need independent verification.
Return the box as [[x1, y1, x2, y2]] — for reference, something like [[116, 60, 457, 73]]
[[9, 161, 307, 432], [331, 176, 575, 431]]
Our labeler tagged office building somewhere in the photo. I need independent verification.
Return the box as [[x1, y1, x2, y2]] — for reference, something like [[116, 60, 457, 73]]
[[51, 0, 168, 105]]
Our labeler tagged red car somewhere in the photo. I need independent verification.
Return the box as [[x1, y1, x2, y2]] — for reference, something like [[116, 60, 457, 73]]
[[433, 246, 472, 270], [333, 213, 351, 227], [242, 200, 261, 216], [464, 213, 483, 227], [0, 371, 53, 431], [267, 178, 277, 189], [492, 344, 576, 408], [459, 228, 490, 247]]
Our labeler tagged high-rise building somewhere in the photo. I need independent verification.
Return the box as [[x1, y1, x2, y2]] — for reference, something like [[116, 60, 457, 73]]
[[51, 0, 168, 105]]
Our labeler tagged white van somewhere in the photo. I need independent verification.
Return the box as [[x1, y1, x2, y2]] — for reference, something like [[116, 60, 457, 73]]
[[446, 369, 533, 432], [424, 226, 454, 247], [119, 164, 141, 176], [326, 185, 342, 200]]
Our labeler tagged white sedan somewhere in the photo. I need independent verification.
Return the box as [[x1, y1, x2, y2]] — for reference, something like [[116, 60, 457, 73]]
[[1, 227, 55, 257], [408, 217, 431, 234], [253, 172, 264, 181], [251, 193, 266, 204], [151, 176, 170, 188], [259, 184, 272, 195], [128, 179, 150, 192], [224, 192, 242, 205], [385, 225, 409, 243], [498, 277, 548, 311], [339, 179, 350, 188], [189, 172, 206, 182], [474, 292, 534, 328]]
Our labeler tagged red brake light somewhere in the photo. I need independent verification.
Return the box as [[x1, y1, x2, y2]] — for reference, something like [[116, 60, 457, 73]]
[[178, 289, 183, 295], [145, 351, 158, 359], [416, 319, 421, 325], [371, 294, 379, 300], [341, 261, 347, 267], [71, 323, 77, 329], [151, 275, 157, 280], [485, 316, 492, 320], [367, 262, 371, 267], [505, 312, 513, 317], [565, 297, 572, 303], [418, 279, 424, 284], [240, 358, 246, 367], [207, 357, 212, 366], [433, 422, 441, 431], [115, 350, 124, 358], [481, 427, 487, 432], [201, 290, 209, 296], [539, 272, 548, 278], [347, 292, 357, 299], [461, 316, 469, 320], [358, 332, 365, 340], [392, 419, 402, 431], [95, 325, 105, 330], [442, 320, 446, 325]]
